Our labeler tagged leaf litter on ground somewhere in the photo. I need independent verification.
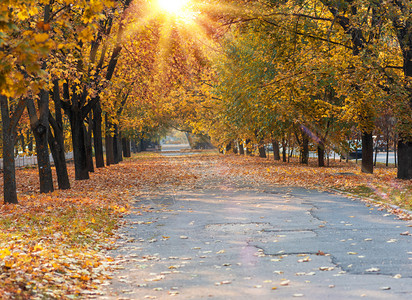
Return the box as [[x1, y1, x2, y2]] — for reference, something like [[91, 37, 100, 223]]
[[0, 151, 411, 298]]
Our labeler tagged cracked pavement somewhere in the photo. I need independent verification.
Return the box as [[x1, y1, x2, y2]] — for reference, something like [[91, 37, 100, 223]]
[[101, 155, 412, 299]]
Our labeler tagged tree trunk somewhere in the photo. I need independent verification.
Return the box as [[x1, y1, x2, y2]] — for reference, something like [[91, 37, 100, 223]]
[[70, 110, 89, 180], [388, 10, 412, 178], [394, 135, 398, 167], [131, 139, 138, 153], [114, 125, 123, 163], [258, 144, 266, 158], [27, 130, 33, 153], [48, 121, 70, 190], [238, 140, 245, 155], [92, 100, 105, 168], [317, 144, 325, 167], [282, 138, 287, 162], [272, 139, 280, 161], [27, 92, 54, 193], [48, 80, 70, 189], [19, 134, 25, 155], [386, 134, 389, 167], [85, 112, 94, 172], [301, 130, 309, 165], [122, 138, 131, 157], [397, 141, 412, 179], [105, 116, 115, 166], [361, 131, 374, 174], [374, 136, 379, 167], [245, 139, 252, 155], [0, 96, 19, 204], [225, 141, 232, 153], [233, 140, 238, 154]]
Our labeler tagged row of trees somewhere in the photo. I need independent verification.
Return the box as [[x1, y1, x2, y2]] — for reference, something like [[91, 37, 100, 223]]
[[186, 0, 411, 178], [0, 0, 153, 204], [1, 0, 411, 204], [1, 0, 215, 204]]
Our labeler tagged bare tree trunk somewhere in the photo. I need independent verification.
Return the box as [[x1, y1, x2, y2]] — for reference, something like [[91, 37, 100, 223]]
[[122, 138, 131, 157], [49, 80, 70, 189], [385, 136, 389, 166], [114, 125, 123, 163], [398, 141, 412, 179], [374, 135, 379, 167], [0, 96, 23, 204], [317, 144, 325, 167], [85, 112, 94, 172], [258, 144, 266, 158], [301, 129, 309, 165], [272, 139, 280, 161], [238, 139, 245, 155], [282, 138, 287, 162], [27, 91, 54, 193], [361, 131, 374, 174], [105, 115, 115, 166], [92, 100, 105, 168], [48, 120, 70, 190], [233, 140, 238, 154]]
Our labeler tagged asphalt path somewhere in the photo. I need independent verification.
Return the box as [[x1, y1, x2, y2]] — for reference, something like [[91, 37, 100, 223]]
[[102, 155, 412, 300]]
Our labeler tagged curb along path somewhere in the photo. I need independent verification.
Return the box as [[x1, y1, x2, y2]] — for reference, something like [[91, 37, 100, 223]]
[[101, 155, 412, 300]]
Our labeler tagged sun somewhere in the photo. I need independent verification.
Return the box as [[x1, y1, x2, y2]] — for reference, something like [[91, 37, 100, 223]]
[[157, 0, 190, 15]]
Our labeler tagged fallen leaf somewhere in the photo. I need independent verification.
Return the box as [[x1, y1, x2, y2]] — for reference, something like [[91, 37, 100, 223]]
[[365, 267, 380, 272], [280, 280, 290, 286]]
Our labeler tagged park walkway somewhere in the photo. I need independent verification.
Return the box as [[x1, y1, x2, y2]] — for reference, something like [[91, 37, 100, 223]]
[[101, 153, 412, 299]]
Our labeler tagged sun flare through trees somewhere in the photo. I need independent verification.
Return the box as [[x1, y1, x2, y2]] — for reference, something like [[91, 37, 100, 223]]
[[156, 0, 190, 15]]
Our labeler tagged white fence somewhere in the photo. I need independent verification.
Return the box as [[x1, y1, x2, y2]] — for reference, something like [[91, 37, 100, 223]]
[[0, 152, 74, 169]]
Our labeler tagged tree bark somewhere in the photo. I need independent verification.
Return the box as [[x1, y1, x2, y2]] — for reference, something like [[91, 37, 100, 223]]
[[27, 91, 54, 193], [122, 138, 131, 157], [225, 141, 232, 153], [27, 130, 33, 153], [0, 96, 21, 204], [258, 144, 266, 158], [272, 139, 280, 160], [361, 131, 374, 174], [131, 139, 138, 153], [282, 138, 287, 162], [398, 141, 412, 179], [238, 139, 245, 155], [49, 80, 70, 189], [393, 16, 412, 178], [85, 112, 94, 172], [301, 130, 309, 165], [105, 115, 115, 166], [233, 140, 238, 154], [48, 117, 70, 190], [69, 108, 89, 180], [92, 100, 105, 168], [114, 125, 123, 163], [317, 144, 325, 167]]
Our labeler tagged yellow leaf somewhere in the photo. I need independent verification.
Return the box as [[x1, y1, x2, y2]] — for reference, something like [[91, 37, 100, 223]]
[[0, 248, 11, 259], [80, 275, 90, 281], [34, 33, 49, 43], [33, 244, 43, 252], [4, 260, 13, 268]]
